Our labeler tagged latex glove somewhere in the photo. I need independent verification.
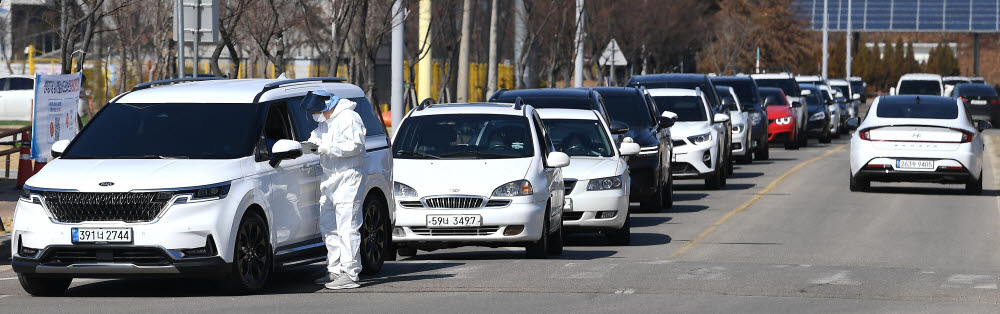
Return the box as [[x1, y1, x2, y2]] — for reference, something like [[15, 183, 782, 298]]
[[300, 141, 320, 154]]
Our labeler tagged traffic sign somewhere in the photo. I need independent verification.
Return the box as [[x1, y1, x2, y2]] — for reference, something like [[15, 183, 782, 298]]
[[599, 39, 627, 66]]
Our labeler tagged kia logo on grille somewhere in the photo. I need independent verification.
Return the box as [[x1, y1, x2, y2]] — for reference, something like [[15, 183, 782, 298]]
[[98, 182, 115, 187]]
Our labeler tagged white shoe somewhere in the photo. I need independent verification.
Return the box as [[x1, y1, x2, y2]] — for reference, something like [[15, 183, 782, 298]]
[[313, 272, 340, 285], [325, 275, 360, 290]]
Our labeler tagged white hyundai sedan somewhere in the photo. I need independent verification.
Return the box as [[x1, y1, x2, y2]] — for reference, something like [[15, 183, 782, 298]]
[[848, 95, 991, 194], [535, 108, 641, 245]]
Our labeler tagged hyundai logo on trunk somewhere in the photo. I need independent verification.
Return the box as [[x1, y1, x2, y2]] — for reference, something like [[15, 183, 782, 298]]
[[99, 182, 115, 186]]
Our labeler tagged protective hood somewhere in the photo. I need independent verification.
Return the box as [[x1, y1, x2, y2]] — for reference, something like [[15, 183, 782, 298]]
[[327, 97, 359, 120], [394, 158, 532, 197], [561, 157, 622, 180], [26, 159, 243, 192], [670, 121, 713, 137], [300, 90, 340, 112]]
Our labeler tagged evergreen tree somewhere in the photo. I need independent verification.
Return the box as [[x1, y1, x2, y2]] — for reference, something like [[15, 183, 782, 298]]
[[904, 42, 920, 74]]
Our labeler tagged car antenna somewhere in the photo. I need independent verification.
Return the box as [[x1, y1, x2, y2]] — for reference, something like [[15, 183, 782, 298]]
[[915, 96, 920, 104]]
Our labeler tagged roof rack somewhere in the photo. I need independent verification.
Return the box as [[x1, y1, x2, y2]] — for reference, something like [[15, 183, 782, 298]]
[[513, 97, 525, 110], [488, 89, 508, 101], [252, 77, 348, 103], [131, 77, 226, 91], [416, 97, 436, 111]]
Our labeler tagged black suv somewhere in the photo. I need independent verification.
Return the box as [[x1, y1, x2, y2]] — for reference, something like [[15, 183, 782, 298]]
[[581, 87, 675, 212], [627, 74, 733, 177], [710, 76, 769, 160]]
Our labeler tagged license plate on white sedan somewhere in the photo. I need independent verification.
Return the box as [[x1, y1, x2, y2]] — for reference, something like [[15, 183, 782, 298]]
[[426, 215, 482, 228], [72, 228, 133, 243], [971, 100, 988, 105], [896, 159, 934, 170]]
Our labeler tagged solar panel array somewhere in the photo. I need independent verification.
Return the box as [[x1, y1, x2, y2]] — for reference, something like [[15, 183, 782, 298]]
[[793, 0, 1000, 32]]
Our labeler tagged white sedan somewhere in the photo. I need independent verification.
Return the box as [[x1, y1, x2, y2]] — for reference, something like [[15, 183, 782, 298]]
[[848, 95, 991, 194]]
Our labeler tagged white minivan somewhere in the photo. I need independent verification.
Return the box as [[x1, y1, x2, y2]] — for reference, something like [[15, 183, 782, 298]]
[[391, 100, 569, 258], [895, 73, 944, 96], [12, 77, 394, 295]]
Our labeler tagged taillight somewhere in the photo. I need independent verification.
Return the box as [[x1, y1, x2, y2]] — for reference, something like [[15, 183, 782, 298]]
[[991, 99, 1000, 105], [959, 96, 967, 103], [959, 130, 974, 143], [858, 128, 871, 141]]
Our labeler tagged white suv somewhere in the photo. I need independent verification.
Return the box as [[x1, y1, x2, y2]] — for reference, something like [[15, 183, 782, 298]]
[[391, 100, 569, 258], [895, 73, 944, 96], [648, 88, 730, 189], [0, 75, 35, 121], [11, 77, 394, 295]]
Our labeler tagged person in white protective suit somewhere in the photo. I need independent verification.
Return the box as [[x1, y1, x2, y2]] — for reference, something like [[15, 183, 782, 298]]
[[299, 90, 366, 290]]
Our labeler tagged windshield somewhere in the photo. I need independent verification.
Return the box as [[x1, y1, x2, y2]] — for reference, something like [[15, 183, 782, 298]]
[[759, 89, 788, 106], [712, 79, 758, 107], [831, 86, 850, 97], [631, 80, 720, 108], [898, 80, 941, 96], [62, 103, 262, 159], [602, 94, 653, 128], [542, 119, 613, 157], [803, 90, 823, 107], [944, 79, 969, 86], [850, 82, 864, 94], [755, 78, 801, 97], [651, 96, 708, 122], [495, 96, 593, 110], [956, 85, 998, 97], [392, 114, 534, 159], [876, 100, 958, 119]]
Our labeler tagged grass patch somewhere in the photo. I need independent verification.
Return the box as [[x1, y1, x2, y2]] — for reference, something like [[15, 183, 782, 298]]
[[0, 121, 30, 127]]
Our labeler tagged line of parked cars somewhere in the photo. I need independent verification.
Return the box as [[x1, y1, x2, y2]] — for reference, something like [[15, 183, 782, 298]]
[[11, 71, 988, 296]]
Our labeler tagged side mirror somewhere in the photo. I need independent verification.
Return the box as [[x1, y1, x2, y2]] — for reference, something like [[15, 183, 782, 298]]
[[657, 116, 675, 128], [722, 97, 738, 111], [977, 120, 993, 131], [270, 139, 303, 167], [791, 101, 803, 108], [713, 113, 730, 123], [661, 111, 679, 121], [800, 89, 812, 97], [852, 93, 861, 100], [547, 152, 570, 168], [846, 117, 860, 130], [619, 142, 640, 156], [51, 139, 70, 158], [889, 87, 896, 95], [609, 121, 630, 135]]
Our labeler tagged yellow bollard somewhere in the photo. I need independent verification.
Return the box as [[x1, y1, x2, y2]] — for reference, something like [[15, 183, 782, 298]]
[[27, 45, 35, 75]]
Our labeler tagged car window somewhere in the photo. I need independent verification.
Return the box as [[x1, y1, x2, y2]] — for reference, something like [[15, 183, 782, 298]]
[[804, 91, 823, 107], [651, 96, 708, 122], [62, 103, 264, 159], [759, 90, 788, 106], [0, 78, 8, 91], [603, 93, 654, 128], [876, 100, 958, 119], [712, 79, 758, 106], [287, 95, 387, 140], [285, 97, 316, 140], [259, 103, 294, 158], [10, 78, 33, 90], [831, 86, 850, 97], [898, 80, 941, 96], [392, 114, 534, 159], [543, 119, 614, 157], [956, 85, 998, 97], [755, 78, 801, 97], [350, 97, 387, 136], [495, 96, 593, 110]]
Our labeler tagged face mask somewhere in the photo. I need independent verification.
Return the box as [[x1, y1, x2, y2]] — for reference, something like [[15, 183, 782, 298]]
[[312, 113, 327, 122]]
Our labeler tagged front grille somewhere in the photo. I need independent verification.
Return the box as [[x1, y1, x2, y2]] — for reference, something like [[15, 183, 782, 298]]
[[42, 192, 168, 223], [410, 227, 500, 236], [564, 179, 578, 194], [672, 140, 687, 147], [563, 211, 584, 221], [424, 197, 484, 209], [39, 247, 170, 266]]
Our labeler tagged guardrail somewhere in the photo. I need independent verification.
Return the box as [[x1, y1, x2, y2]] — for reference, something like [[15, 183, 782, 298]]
[[0, 126, 31, 179]]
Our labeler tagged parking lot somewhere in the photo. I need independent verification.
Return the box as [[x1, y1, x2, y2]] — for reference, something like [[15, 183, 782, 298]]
[[2, 129, 999, 312]]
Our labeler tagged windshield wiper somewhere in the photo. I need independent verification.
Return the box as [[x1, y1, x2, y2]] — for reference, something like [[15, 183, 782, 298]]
[[438, 151, 519, 159], [395, 151, 441, 159]]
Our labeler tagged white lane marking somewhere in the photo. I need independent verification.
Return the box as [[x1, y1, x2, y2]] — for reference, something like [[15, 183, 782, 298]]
[[942, 274, 998, 289], [922, 271, 936, 274], [799, 265, 812, 268], [0, 277, 17, 281], [614, 288, 636, 294], [0, 295, 10, 299], [677, 266, 728, 281], [811, 271, 861, 286], [637, 260, 673, 265]]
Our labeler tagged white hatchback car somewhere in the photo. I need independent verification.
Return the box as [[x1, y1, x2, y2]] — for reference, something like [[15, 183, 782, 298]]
[[391, 100, 569, 258], [536, 108, 640, 245], [648, 88, 730, 189], [12, 77, 394, 295], [848, 95, 991, 194]]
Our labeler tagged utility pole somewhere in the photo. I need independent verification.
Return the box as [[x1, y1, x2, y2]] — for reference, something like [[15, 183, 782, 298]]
[[391, 0, 404, 134], [573, 0, 584, 87], [417, 0, 432, 101], [514, 0, 526, 89], [846, 0, 852, 79], [821, 0, 829, 79], [177, 0, 185, 78], [456, 0, 471, 102], [192, 0, 200, 76], [486, 0, 498, 98]]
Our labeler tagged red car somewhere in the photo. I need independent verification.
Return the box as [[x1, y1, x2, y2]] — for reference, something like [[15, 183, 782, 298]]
[[759, 87, 799, 150]]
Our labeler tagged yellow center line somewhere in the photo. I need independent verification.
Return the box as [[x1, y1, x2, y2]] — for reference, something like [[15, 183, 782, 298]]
[[667, 144, 847, 260]]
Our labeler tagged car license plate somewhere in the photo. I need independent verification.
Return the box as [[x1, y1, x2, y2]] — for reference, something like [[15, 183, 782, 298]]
[[563, 198, 573, 211], [971, 100, 987, 105], [72, 228, 133, 243], [896, 159, 934, 170], [426, 215, 482, 228]]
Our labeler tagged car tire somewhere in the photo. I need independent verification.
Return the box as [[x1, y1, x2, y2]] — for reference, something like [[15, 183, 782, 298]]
[[396, 247, 417, 257], [222, 210, 272, 294], [525, 205, 551, 259], [547, 213, 564, 256], [740, 150, 754, 164], [756, 138, 770, 160], [663, 176, 674, 209], [18, 274, 71, 297], [849, 172, 869, 192], [640, 177, 664, 213], [605, 214, 631, 246], [784, 133, 800, 150], [820, 129, 832, 144], [360, 194, 389, 275], [966, 171, 984, 195], [705, 170, 722, 190], [799, 125, 809, 147]]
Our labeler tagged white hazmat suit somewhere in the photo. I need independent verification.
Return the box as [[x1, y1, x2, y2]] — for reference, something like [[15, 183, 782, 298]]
[[306, 97, 366, 282]]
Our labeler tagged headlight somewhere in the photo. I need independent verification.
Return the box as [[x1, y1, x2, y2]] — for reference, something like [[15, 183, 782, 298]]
[[393, 182, 418, 198], [493, 180, 533, 197], [809, 112, 826, 121], [20, 187, 40, 204], [586, 176, 624, 191], [731, 124, 745, 133], [687, 133, 712, 144], [750, 112, 762, 124], [176, 183, 232, 201], [775, 116, 792, 125]]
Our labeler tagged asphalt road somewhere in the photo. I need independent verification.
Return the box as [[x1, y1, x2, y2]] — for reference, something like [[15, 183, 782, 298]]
[[2, 131, 1000, 313]]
